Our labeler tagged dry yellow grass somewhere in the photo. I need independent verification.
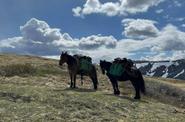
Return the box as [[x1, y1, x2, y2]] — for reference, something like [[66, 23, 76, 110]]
[[0, 54, 185, 121], [146, 77, 185, 90], [0, 54, 56, 66]]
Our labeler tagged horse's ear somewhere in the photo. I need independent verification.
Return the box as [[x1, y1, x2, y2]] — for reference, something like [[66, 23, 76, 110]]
[[64, 51, 68, 54]]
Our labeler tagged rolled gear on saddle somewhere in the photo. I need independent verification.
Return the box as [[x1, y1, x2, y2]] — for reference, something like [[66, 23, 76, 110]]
[[123, 58, 139, 78]]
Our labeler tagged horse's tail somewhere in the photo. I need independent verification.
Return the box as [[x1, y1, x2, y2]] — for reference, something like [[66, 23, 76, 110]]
[[138, 71, 146, 95]]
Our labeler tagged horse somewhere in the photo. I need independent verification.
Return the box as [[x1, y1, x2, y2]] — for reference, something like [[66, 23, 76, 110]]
[[99, 60, 146, 99], [59, 52, 98, 90]]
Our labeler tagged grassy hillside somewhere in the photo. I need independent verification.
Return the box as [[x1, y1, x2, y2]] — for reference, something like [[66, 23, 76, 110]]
[[0, 54, 185, 121]]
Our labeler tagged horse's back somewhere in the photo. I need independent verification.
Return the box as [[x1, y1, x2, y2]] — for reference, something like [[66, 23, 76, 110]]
[[73, 55, 96, 75]]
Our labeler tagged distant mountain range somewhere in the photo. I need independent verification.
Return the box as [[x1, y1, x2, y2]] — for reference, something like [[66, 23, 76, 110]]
[[135, 59, 185, 80]]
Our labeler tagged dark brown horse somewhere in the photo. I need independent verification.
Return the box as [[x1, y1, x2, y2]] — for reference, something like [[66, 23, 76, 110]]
[[59, 52, 98, 90], [100, 59, 146, 99]]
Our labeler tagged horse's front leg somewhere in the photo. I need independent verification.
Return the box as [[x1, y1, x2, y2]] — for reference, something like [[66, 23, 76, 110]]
[[81, 74, 83, 86], [107, 74, 118, 95], [110, 79, 118, 95], [73, 74, 76, 88], [114, 81, 120, 95], [131, 81, 140, 99], [70, 73, 73, 88]]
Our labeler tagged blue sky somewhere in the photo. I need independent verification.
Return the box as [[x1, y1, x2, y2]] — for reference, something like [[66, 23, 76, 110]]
[[0, 0, 123, 39], [0, 0, 185, 62]]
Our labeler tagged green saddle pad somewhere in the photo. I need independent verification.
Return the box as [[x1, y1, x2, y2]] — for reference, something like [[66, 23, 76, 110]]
[[80, 59, 92, 72], [109, 63, 124, 76]]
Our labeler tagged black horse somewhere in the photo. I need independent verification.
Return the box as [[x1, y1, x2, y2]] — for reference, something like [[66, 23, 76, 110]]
[[59, 52, 98, 90], [100, 60, 146, 99]]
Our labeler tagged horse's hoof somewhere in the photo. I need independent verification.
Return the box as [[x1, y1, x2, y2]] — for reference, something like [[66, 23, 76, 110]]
[[114, 93, 119, 96], [114, 91, 120, 95], [134, 96, 140, 100], [117, 91, 120, 95], [143, 92, 147, 96], [114, 92, 116, 95], [94, 86, 97, 90]]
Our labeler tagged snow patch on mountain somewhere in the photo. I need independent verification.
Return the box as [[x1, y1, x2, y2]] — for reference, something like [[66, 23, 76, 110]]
[[136, 59, 185, 80]]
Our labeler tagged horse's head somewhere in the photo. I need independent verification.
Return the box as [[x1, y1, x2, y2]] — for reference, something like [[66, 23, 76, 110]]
[[100, 60, 106, 75], [59, 51, 68, 66]]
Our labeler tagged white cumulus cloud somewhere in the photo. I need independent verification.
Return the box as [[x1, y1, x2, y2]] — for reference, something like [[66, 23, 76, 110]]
[[1, 18, 185, 62], [122, 18, 159, 39], [0, 18, 119, 57], [73, 0, 165, 17]]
